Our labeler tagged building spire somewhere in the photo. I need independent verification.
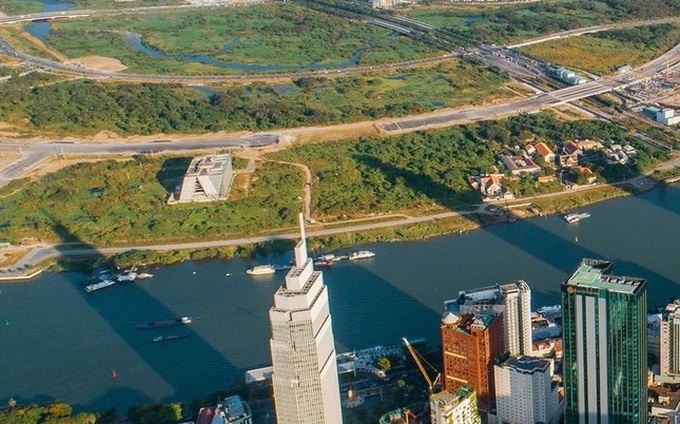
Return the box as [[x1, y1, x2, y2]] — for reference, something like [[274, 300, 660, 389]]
[[294, 213, 308, 267]]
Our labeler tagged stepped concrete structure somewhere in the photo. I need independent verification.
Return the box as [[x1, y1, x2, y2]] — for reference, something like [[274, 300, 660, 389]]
[[173, 154, 233, 203], [269, 214, 343, 424]]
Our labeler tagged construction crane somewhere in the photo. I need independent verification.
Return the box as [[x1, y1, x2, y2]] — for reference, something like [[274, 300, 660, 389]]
[[402, 337, 442, 394]]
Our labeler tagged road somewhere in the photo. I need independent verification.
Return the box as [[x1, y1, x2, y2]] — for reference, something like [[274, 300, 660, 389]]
[[379, 42, 680, 133], [0, 133, 281, 184]]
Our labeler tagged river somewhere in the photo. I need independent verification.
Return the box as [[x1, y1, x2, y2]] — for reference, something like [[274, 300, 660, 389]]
[[1, 185, 680, 412]]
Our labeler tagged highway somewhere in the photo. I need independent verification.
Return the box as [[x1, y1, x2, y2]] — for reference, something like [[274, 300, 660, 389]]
[[379, 42, 680, 133]]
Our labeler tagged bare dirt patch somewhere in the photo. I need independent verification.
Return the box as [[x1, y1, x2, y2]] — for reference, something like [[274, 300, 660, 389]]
[[67, 56, 127, 73]]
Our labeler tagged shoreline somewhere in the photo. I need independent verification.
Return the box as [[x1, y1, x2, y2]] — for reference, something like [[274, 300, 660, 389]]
[[1, 174, 672, 282]]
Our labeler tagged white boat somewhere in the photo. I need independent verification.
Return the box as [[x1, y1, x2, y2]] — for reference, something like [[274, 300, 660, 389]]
[[247, 265, 276, 275], [537, 305, 561, 315], [564, 212, 591, 224], [137, 273, 154, 279], [117, 272, 137, 282], [349, 250, 376, 261], [85, 279, 116, 293]]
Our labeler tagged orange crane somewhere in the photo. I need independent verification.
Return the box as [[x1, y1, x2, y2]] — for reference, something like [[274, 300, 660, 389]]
[[402, 337, 442, 394]]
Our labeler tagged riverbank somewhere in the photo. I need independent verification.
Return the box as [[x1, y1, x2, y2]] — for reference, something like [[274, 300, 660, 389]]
[[3, 171, 675, 282]]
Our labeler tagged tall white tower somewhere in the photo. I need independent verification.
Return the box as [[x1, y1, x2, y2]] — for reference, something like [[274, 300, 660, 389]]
[[269, 214, 343, 424]]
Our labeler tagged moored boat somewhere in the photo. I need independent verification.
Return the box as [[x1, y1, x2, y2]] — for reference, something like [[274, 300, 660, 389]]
[[152, 333, 190, 343], [246, 265, 276, 275], [314, 259, 333, 268], [349, 250, 376, 261], [137, 273, 154, 279], [116, 272, 137, 282], [85, 279, 116, 293], [564, 212, 591, 224], [137, 315, 193, 330]]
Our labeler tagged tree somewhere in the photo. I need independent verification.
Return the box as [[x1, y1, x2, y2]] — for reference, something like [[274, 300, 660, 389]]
[[377, 357, 392, 373]]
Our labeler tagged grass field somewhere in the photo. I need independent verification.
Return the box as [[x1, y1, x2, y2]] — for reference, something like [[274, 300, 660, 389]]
[[0, 59, 514, 136], [403, 0, 679, 44], [40, 4, 440, 74], [520, 24, 680, 75], [0, 156, 304, 245]]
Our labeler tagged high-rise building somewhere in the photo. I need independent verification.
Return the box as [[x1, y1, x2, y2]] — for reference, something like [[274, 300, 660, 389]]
[[660, 300, 680, 376], [441, 310, 504, 412], [430, 387, 482, 424], [494, 356, 561, 424], [269, 214, 343, 424], [445, 280, 532, 356], [562, 259, 647, 423]]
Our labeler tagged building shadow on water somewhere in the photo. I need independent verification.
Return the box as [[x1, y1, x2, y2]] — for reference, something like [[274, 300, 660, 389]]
[[44, 215, 238, 414], [354, 154, 680, 301]]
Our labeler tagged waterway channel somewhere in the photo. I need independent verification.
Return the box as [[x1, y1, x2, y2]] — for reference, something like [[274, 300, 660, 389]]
[[2, 185, 680, 412]]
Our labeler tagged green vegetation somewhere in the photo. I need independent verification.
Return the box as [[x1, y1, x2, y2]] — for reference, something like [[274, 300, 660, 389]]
[[0, 402, 96, 424], [270, 112, 661, 219], [405, 0, 680, 44], [0, 155, 304, 245], [521, 24, 680, 75], [0, 60, 511, 136], [0, 113, 666, 249], [42, 4, 438, 74]]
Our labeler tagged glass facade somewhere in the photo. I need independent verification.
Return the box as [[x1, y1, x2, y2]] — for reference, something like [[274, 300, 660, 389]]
[[562, 259, 647, 424]]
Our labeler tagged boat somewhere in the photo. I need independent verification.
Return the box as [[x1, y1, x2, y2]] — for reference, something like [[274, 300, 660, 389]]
[[564, 212, 591, 224], [314, 259, 333, 268], [316, 254, 335, 261], [349, 250, 376, 261], [137, 315, 193, 330], [116, 272, 137, 282], [537, 305, 562, 315], [137, 273, 154, 279], [153, 333, 191, 343], [85, 279, 116, 293], [246, 265, 276, 275]]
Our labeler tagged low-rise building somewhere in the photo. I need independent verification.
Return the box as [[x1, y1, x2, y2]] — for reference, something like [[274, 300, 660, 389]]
[[468, 174, 514, 202], [170, 154, 233, 204], [534, 142, 556, 165], [649, 386, 680, 423], [657, 109, 680, 126], [558, 153, 579, 168], [500, 154, 542, 175], [197, 396, 253, 424]]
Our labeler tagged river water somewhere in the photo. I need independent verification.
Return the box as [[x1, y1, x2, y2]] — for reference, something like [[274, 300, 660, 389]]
[[1, 185, 680, 412]]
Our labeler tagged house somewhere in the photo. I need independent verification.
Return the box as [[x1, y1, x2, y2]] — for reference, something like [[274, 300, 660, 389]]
[[525, 144, 536, 156], [469, 174, 514, 202], [534, 142, 556, 165], [558, 153, 579, 168], [563, 141, 582, 156], [574, 166, 597, 184], [500, 154, 542, 175], [537, 175, 556, 183]]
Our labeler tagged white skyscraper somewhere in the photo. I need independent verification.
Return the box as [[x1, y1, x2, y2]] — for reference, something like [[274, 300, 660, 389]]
[[446, 280, 532, 356], [269, 214, 343, 424], [494, 356, 561, 424], [660, 300, 680, 376]]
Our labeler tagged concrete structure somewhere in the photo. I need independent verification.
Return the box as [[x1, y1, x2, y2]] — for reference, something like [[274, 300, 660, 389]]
[[174, 154, 233, 203], [269, 213, 343, 424], [430, 387, 482, 424], [441, 311, 504, 412], [196, 396, 252, 424], [660, 301, 680, 376], [494, 356, 561, 424], [656, 108, 680, 126], [562, 259, 647, 423], [445, 281, 533, 356]]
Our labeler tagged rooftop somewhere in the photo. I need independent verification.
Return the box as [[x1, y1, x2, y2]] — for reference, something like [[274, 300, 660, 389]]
[[564, 258, 645, 295], [442, 311, 497, 333], [503, 355, 551, 374]]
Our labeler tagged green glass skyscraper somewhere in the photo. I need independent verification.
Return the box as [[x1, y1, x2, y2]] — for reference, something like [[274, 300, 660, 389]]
[[562, 259, 647, 424]]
